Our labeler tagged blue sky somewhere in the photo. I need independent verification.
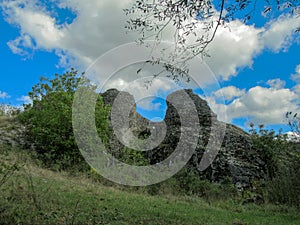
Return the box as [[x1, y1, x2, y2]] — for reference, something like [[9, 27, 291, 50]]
[[0, 0, 299, 133]]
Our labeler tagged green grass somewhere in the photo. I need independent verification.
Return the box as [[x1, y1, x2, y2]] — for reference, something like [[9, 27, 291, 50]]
[[1, 146, 300, 225]]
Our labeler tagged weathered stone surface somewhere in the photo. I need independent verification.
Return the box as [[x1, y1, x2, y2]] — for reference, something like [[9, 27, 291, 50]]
[[0, 117, 25, 147], [101, 88, 267, 188]]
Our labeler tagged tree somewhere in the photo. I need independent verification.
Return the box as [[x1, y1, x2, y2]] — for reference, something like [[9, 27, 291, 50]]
[[249, 123, 300, 207], [249, 123, 288, 179], [18, 69, 110, 170], [286, 111, 300, 134], [125, 0, 300, 75]]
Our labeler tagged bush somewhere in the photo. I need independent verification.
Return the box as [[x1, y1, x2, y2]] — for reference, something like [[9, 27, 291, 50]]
[[265, 152, 300, 208], [249, 124, 300, 208], [249, 124, 288, 179], [144, 167, 238, 202], [18, 69, 110, 171]]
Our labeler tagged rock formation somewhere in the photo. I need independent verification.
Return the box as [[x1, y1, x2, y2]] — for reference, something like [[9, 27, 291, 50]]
[[0, 88, 267, 188], [101, 89, 267, 188], [0, 117, 24, 147]]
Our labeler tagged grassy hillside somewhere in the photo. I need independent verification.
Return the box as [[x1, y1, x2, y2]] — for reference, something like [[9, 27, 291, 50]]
[[1, 145, 300, 225]]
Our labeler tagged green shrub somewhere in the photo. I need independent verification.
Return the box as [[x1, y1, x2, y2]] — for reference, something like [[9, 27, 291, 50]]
[[18, 69, 110, 171], [145, 167, 238, 202], [249, 124, 288, 179], [249, 124, 300, 208], [265, 153, 300, 208]]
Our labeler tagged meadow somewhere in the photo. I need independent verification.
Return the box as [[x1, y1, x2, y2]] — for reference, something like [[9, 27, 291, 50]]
[[1, 144, 299, 225]]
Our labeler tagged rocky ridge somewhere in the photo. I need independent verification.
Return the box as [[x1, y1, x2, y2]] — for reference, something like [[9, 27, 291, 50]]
[[101, 89, 267, 188], [0, 89, 268, 188]]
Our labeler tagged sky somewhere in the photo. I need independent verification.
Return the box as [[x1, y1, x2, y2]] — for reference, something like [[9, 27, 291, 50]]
[[0, 0, 299, 133]]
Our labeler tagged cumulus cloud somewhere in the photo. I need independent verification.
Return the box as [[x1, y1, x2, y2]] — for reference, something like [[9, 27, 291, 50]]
[[291, 65, 300, 95], [294, 84, 300, 95], [17, 95, 32, 104], [266, 78, 286, 89], [0, 91, 10, 99], [2, 0, 65, 51], [262, 15, 300, 52], [210, 85, 299, 125], [1, 0, 135, 68], [214, 86, 245, 101], [101, 70, 181, 111], [209, 66, 300, 125], [2, 0, 299, 80], [291, 64, 300, 83], [1, 0, 300, 114], [207, 14, 300, 79], [206, 21, 263, 80]]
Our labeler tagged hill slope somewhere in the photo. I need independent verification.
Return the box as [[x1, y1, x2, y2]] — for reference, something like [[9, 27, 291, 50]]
[[1, 145, 299, 225]]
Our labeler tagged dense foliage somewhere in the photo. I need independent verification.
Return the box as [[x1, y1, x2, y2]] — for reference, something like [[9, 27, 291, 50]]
[[249, 124, 287, 179], [18, 69, 110, 170], [249, 124, 300, 207]]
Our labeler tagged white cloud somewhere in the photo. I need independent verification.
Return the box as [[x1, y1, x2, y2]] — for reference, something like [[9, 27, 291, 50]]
[[17, 95, 32, 104], [1, 0, 300, 117], [0, 91, 10, 99], [262, 15, 300, 52], [2, 0, 299, 81], [1, 0, 135, 69], [207, 14, 300, 79], [214, 86, 245, 101], [206, 21, 263, 80], [291, 65, 300, 95], [293, 84, 300, 95], [210, 86, 299, 125], [102, 73, 180, 111], [136, 98, 162, 111], [55, 0, 135, 68], [2, 0, 65, 52], [7, 34, 35, 56], [291, 64, 300, 83], [266, 78, 286, 89]]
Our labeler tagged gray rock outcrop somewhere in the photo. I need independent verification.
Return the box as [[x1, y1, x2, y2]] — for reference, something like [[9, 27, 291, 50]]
[[101, 89, 267, 188], [0, 117, 25, 147]]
